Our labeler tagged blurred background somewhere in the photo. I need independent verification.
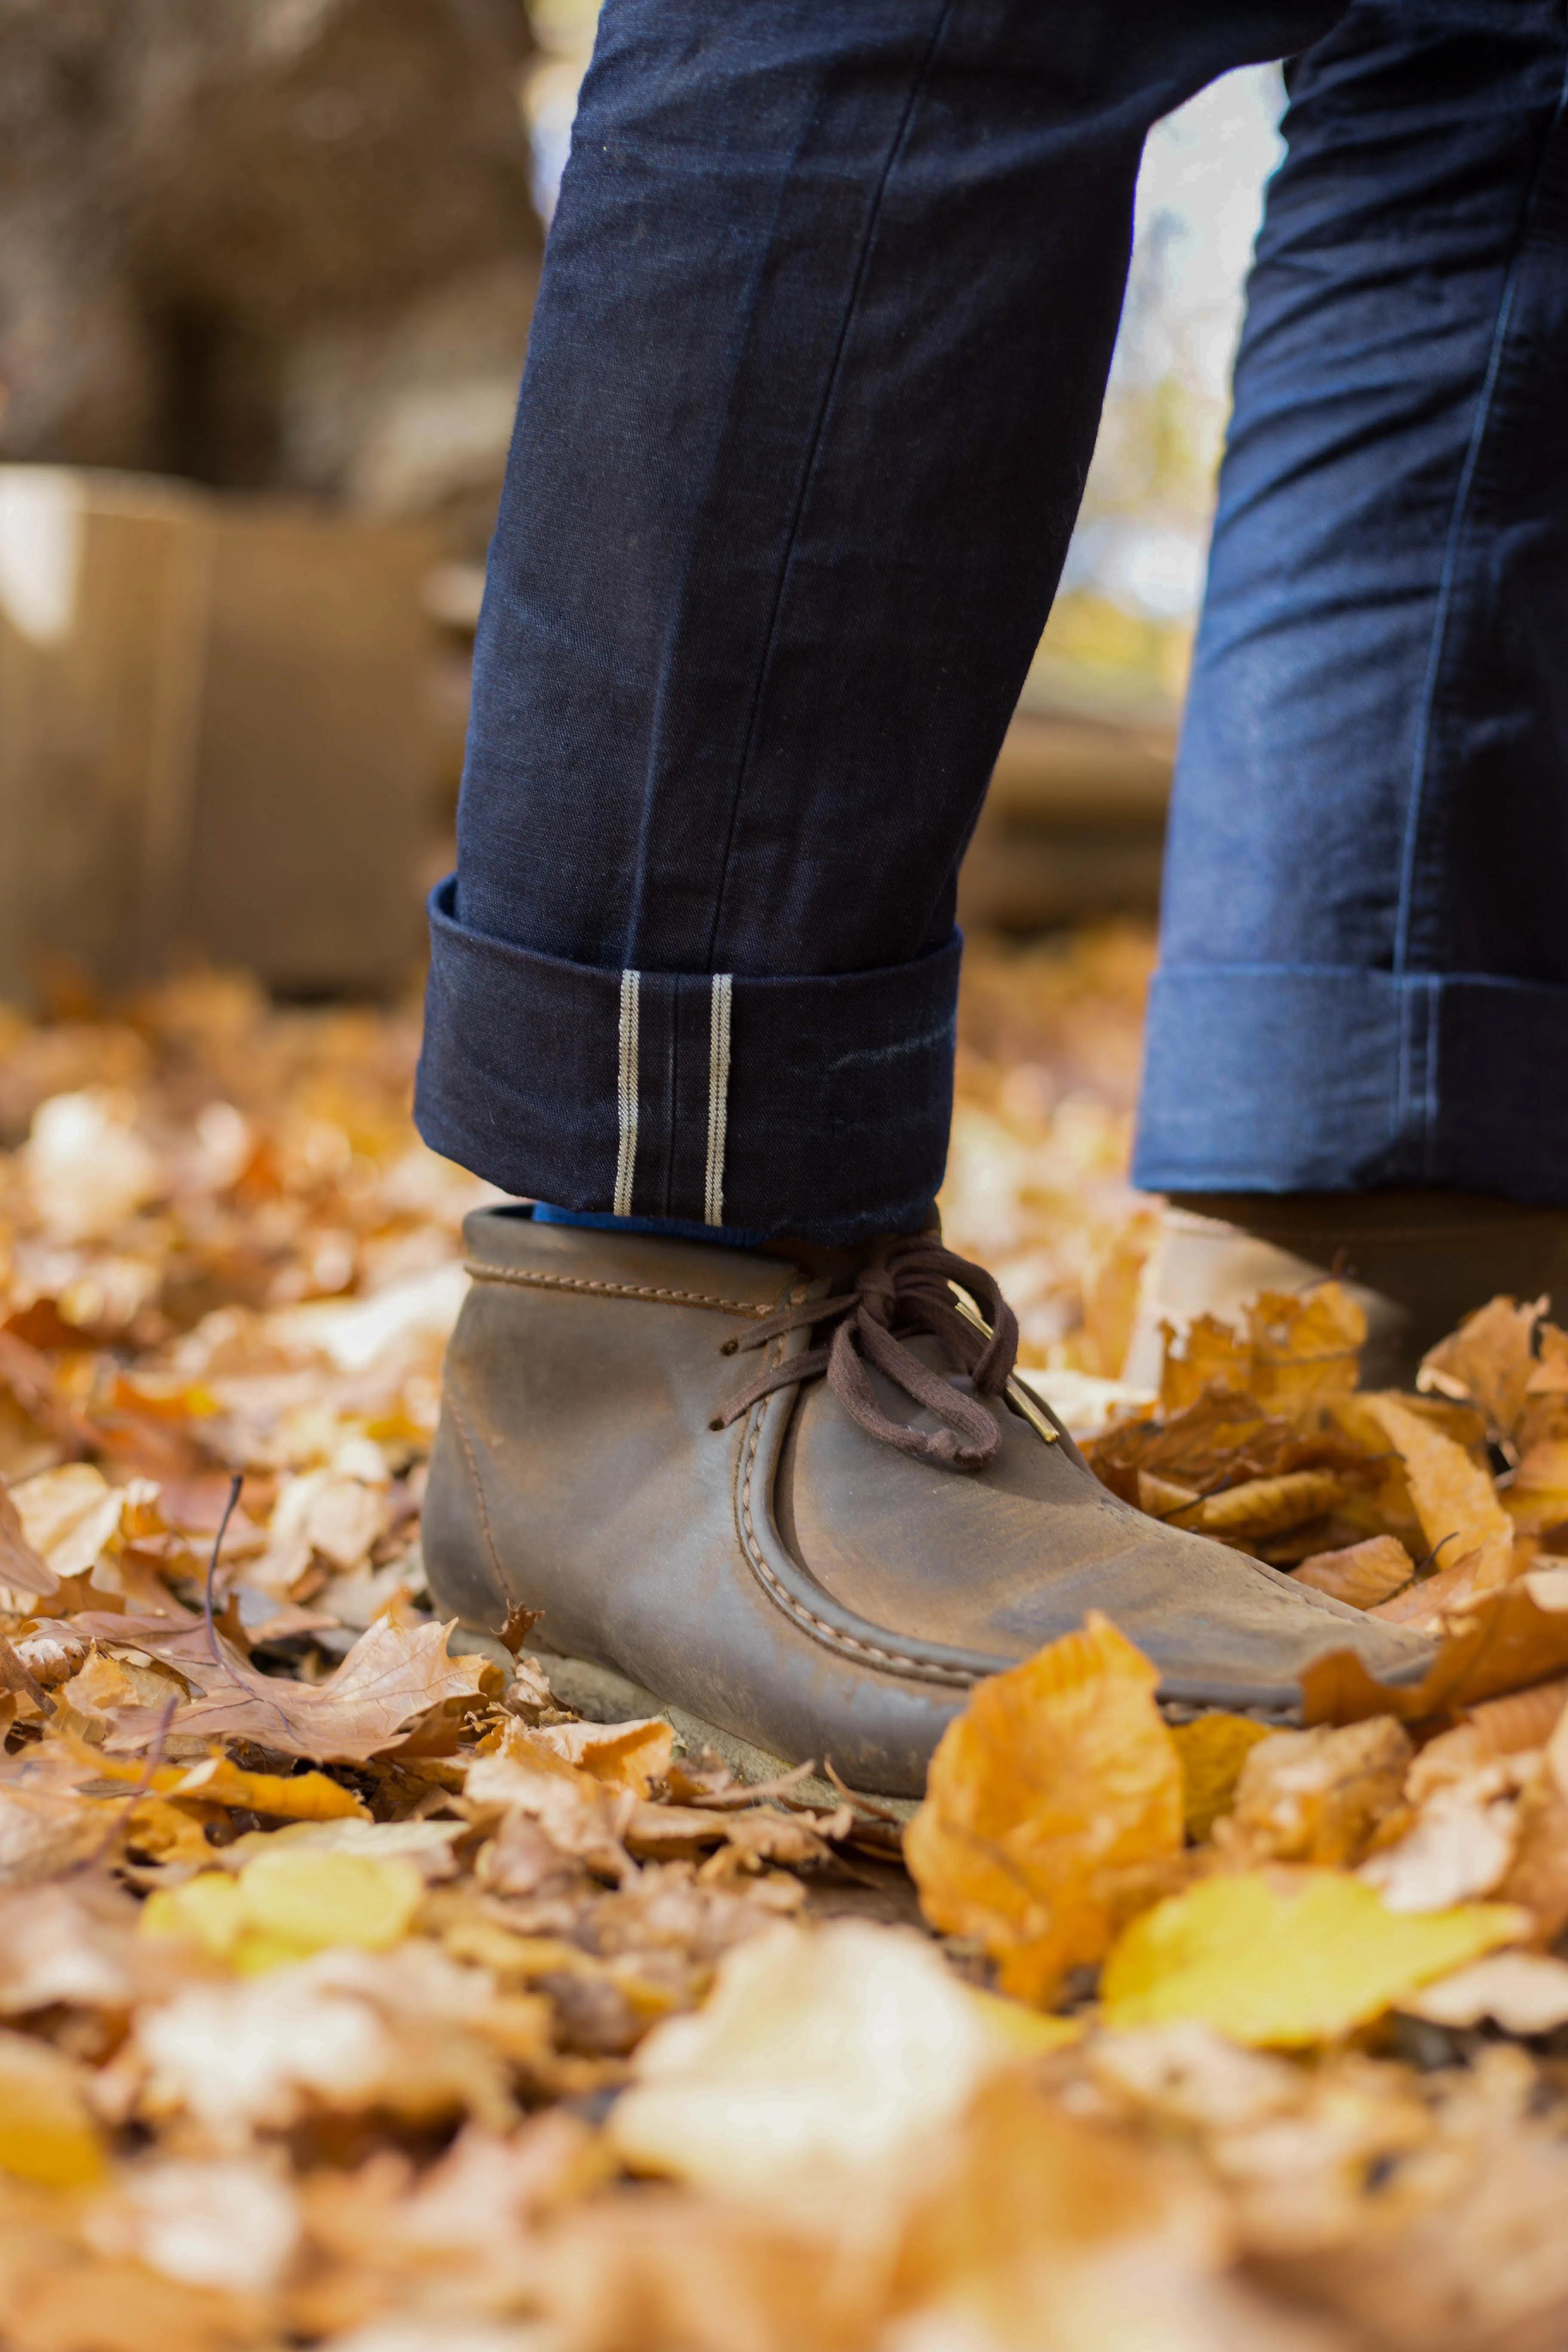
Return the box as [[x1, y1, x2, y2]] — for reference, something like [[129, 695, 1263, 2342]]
[[0, 0, 1283, 1386]]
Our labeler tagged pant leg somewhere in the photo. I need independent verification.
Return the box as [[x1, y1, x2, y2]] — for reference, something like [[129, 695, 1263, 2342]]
[[1135, 0, 1568, 1202], [417, 0, 1342, 1244]]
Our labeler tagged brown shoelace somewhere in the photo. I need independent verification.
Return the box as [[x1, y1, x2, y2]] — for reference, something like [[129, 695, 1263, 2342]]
[[710, 1234, 1020, 1470]]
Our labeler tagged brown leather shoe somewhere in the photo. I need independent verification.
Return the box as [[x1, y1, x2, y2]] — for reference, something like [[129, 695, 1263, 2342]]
[[424, 1211, 1432, 1796], [1127, 1191, 1568, 1391]]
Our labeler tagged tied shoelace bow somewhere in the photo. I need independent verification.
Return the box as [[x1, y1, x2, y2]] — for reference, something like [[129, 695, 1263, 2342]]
[[711, 1235, 1021, 1470]]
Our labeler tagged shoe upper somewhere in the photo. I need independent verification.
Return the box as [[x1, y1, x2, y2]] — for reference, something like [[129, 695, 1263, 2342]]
[[425, 1210, 1433, 1793]]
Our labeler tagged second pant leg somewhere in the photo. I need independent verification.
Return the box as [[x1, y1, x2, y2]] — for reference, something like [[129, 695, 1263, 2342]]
[[1136, 0, 1568, 1201], [419, 0, 1343, 1241]]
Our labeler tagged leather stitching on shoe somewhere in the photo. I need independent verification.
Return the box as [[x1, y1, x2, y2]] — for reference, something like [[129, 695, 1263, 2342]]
[[465, 1263, 774, 1317], [443, 1381, 508, 1593], [733, 1360, 979, 1690]]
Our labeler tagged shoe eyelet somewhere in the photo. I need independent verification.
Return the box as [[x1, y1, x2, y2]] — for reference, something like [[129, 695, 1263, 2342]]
[[707, 1415, 725, 1432], [719, 1338, 738, 1356]]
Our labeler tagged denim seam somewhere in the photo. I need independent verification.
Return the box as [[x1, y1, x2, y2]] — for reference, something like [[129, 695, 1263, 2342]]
[[1391, 44, 1568, 1171], [701, 0, 959, 973]]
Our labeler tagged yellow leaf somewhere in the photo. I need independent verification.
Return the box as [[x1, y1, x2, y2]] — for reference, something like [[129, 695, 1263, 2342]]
[[1215, 1719, 1412, 1868], [1169, 1714, 1271, 1841], [521, 1715, 676, 1797], [170, 1756, 369, 1822], [1101, 1869, 1525, 2045], [1503, 1436, 1568, 1538], [1363, 1391, 1515, 1592], [905, 1614, 1183, 2005], [142, 1847, 423, 1971], [0, 2030, 104, 2187]]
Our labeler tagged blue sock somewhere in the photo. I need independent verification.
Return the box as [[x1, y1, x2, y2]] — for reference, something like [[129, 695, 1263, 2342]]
[[531, 1202, 772, 1251]]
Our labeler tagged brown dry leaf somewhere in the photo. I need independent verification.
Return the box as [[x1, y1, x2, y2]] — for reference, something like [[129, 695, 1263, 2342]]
[[129, 1943, 514, 2143], [1360, 1772, 1523, 1912], [1405, 1949, 1568, 2032], [904, 1614, 1184, 2003], [1294, 1534, 1414, 1609], [1363, 1391, 1516, 1592], [1159, 1314, 1252, 1417], [1184, 1469, 1346, 1542], [1137, 1469, 1200, 1518], [1369, 1543, 1491, 1625], [1214, 1719, 1412, 1868], [1409, 1678, 1568, 1797], [0, 1479, 58, 1600], [0, 1878, 140, 2013], [0, 1783, 113, 1886], [609, 1919, 1047, 2237], [162, 1616, 488, 1762], [1419, 1294, 1546, 1444], [1247, 1283, 1367, 1419], [1170, 1715, 1272, 1842], [1502, 1433, 1568, 1540], [1305, 1565, 1568, 1724], [525, 1715, 676, 1797], [466, 1721, 635, 1881], [10, 1463, 127, 1580]]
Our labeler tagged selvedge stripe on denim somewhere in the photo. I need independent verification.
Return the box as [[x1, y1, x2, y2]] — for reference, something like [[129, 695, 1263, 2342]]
[[705, 973, 732, 1226], [613, 969, 640, 1216]]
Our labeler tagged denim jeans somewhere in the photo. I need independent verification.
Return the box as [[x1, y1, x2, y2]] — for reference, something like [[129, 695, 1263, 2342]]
[[416, 0, 1568, 1242]]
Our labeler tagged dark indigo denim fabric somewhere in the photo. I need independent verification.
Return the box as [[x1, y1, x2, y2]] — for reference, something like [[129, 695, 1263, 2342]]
[[417, 0, 1568, 1239], [1134, 2, 1568, 1200]]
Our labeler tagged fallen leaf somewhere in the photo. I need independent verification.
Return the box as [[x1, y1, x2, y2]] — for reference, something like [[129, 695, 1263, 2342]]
[[904, 1614, 1184, 2003], [1363, 1392, 1515, 1593], [161, 1615, 488, 1762], [1407, 1678, 1568, 1797], [1404, 1949, 1568, 2033], [1214, 1719, 1413, 1868], [1246, 1284, 1367, 1419], [0, 2025, 104, 2185], [609, 1919, 1031, 2235], [1360, 1780, 1521, 1912], [1293, 1535, 1414, 1609], [1305, 1565, 1568, 1723], [0, 1476, 59, 1598], [1182, 1469, 1347, 1542], [168, 1756, 369, 1823], [1101, 1871, 1526, 2045], [1159, 1314, 1253, 1417], [1170, 1714, 1271, 1841], [0, 1878, 140, 2012], [11, 1461, 126, 1580], [143, 1847, 425, 1972], [132, 1944, 513, 2141], [84, 2155, 300, 2296], [525, 1715, 676, 1798], [1419, 1295, 1546, 1444], [0, 1782, 114, 1885]]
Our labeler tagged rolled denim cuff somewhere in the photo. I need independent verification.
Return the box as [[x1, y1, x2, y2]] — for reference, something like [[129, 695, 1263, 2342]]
[[1134, 964, 1568, 1204], [415, 876, 960, 1243]]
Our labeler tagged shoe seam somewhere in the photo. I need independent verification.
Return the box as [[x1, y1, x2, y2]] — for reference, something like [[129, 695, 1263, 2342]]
[[465, 1262, 775, 1317], [443, 1382, 506, 1594], [734, 1350, 978, 1690]]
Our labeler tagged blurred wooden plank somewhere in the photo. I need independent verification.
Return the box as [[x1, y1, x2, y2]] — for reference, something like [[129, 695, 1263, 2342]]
[[0, 468, 212, 1000], [182, 500, 439, 995], [959, 702, 1176, 931]]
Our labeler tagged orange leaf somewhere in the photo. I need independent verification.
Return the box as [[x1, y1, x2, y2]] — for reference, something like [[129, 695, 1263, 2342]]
[[904, 1615, 1183, 2005]]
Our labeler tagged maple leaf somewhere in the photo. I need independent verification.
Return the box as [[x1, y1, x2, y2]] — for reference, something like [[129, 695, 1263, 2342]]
[[165, 1616, 489, 1762]]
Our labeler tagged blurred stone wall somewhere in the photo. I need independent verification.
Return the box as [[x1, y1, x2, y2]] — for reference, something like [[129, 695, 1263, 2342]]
[[0, 0, 542, 552]]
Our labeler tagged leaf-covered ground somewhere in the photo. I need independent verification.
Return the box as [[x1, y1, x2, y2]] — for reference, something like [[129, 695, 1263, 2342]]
[[3, 945, 1568, 2352]]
